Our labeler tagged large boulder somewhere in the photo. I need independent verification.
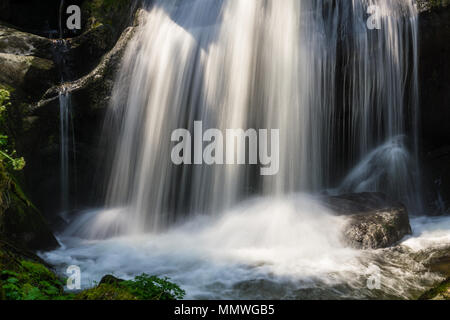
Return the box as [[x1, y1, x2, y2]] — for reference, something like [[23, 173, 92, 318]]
[[0, 163, 58, 251], [322, 193, 412, 249]]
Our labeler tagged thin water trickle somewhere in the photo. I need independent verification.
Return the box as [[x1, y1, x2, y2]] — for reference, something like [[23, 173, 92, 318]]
[[58, 90, 72, 218], [54, 1, 75, 216]]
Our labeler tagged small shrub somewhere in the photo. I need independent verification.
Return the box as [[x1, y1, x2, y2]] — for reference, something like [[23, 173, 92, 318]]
[[122, 274, 186, 300]]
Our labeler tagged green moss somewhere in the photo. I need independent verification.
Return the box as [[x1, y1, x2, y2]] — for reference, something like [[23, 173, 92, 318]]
[[0, 254, 67, 300], [418, 278, 450, 300], [76, 283, 138, 300], [82, 0, 132, 33], [417, 0, 450, 11], [75, 274, 185, 301], [29, 57, 54, 71]]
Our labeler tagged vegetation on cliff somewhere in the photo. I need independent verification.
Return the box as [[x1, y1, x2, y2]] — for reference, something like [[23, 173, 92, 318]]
[[0, 248, 68, 300], [417, 0, 450, 11], [0, 89, 58, 250]]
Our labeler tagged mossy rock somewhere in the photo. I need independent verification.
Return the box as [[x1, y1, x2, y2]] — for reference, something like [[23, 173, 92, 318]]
[[0, 53, 57, 103], [0, 162, 58, 251], [0, 23, 54, 60], [75, 274, 185, 301], [417, 0, 450, 12], [419, 278, 450, 300], [0, 240, 68, 300], [81, 0, 135, 38], [76, 283, 138, 300]]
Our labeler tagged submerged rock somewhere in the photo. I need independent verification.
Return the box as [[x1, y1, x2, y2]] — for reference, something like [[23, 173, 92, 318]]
[[322, 193, 412, 249]]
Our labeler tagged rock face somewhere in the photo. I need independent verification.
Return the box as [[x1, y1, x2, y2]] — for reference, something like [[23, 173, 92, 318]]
[[0, 4, 141, 221], [0, 163, 58, 251], [0, 24, 57, 102], [423, 146, 450, 215], [419, 4, 450, 149], [322, 193, 412, 249], [419, 3, 450, 214]]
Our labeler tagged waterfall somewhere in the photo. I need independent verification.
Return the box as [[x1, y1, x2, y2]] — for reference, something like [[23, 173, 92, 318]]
[[55, 0, 75, 216], [101, 0, 421, 234], [59, 90, 72, 216]]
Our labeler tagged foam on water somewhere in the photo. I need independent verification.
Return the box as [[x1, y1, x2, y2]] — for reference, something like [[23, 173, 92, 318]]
[[42, 197, 450, 299]]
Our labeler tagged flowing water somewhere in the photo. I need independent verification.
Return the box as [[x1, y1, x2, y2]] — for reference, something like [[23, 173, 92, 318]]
[[55, 0, 75, 216], [43, 197, 450, 299], [44, 0, 450, 299], [100, 0, 421, 234], [58, 89, 73, 218]]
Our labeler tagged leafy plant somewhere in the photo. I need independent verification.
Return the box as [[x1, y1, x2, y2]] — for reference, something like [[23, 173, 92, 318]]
[[121, 274, 186, 300], [0, 89, 25, 171], [1, 260, 66, 300]]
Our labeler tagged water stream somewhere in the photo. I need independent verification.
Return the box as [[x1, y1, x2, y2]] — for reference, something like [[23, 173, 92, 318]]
[[43, 0, 449, 299]]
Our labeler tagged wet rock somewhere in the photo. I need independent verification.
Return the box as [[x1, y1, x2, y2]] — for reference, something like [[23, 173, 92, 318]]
[[423, 146, 450, 215], [322, 193, 412, 249], [419, 5, 450, 151], [0, 24, 57, 103], [24, 21, 137, 218], [418, 278, 450, 300], [0, 163, 58, 251], [99, 275, 125, 286], [0, 52, 57, 103], [0, 23, 54, 59]]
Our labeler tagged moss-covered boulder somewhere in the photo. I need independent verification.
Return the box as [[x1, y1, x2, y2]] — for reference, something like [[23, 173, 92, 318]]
[[81, 0, 136, 38], [0, 52, 57, 104], [0, 162, 58, 251], [419, 278, 450, 300], [75, 283, 138, 300], [75, 274, 185, 301], [0, 240, 67, 300], [0, 23, 54, 59]]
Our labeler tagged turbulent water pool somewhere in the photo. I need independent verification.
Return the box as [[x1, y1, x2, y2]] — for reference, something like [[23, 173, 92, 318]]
[[41, 196, 450, 300]]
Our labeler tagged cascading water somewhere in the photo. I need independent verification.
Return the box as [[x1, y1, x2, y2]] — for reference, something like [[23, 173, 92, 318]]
[[54, 0, 75, 217], [58, 89, 73, 217], [100, 0, 421, 233], [44, 0, 450, 300]]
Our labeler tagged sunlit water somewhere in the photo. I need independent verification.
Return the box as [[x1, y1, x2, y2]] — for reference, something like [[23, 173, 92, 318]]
[[40, 0, 447, 300], [41, 197, 450, 299], [101, 0, 421, 233]]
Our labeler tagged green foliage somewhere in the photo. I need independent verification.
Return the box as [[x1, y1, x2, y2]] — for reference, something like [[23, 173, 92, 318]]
[[122, 274, 186, 300], [76, 273, 185, 300], [1, 261, 186, 301], [0, 260, 66, 300], [0, 89, 25, 171], [416, 0, 450, 11], [418, 278, 450, 300], [75, 283, 138, 300], [83, 0, 132, 31]]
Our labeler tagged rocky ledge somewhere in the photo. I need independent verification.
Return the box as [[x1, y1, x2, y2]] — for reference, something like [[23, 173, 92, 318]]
[[322, 193, 412, 249]]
